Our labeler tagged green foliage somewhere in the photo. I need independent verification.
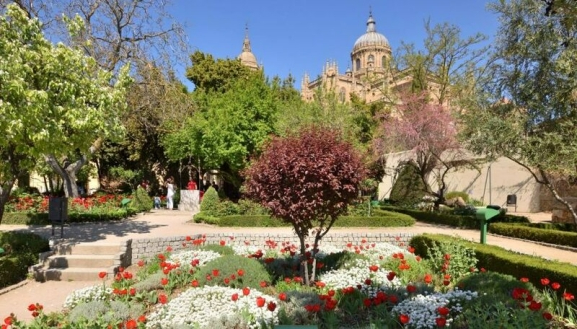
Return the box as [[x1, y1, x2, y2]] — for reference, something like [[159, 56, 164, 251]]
[[68, 300, 144, 325], [0, 231, 48, 288], [200, 187, 219, 215], [130, 187, 152, 212], [454, 299, 550, 329], [389, 164, 427, 207], [0, 5, 132, 213], [236, 199, 269, 216], [410, 234, 577, 296], [203, 213, 415, 228], [320, 251, 368, 272], [424, 238, 478, 280], [457, 272, 536, 305], [194, 244, 235, 255], [1, 210, 137, 225], [195, 254, 271, 290], [192, 211, 220, 224], [489, 223, 577, 249], [445, 191, 470, 203]]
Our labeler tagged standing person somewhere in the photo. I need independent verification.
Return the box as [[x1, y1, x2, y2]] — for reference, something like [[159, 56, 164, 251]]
[[165, 177, 175, 210]]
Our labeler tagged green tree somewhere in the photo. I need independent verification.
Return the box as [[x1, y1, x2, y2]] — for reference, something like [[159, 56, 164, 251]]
[[164, 69, 278, 199], [461, 0, 577, 223], [186, 51, 254, 94], [0, 5, 131, 221]]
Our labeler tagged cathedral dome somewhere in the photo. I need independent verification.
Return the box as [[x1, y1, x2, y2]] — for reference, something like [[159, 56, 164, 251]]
[[238, 51, 257, 69], [352, 14, 389, 52]]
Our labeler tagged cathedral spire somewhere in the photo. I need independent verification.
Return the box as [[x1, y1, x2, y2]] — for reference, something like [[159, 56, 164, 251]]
[[242, 23, 252, 52], [366, 9, 376, 33]]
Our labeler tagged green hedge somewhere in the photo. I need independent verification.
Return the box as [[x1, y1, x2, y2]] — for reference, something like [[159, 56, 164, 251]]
[[489, 223, 577, 249], [195, 210, 415, 228], [1, 210, 137, 225], [410, 234, 577, 296], [0, 231, 49, 289], [381, 206, 530, 229]]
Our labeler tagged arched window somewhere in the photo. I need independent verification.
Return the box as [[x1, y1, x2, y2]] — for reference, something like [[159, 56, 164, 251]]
[[355, 58, 361, 71], [382, 56, 387, 68], [339, 88, 346, 103]]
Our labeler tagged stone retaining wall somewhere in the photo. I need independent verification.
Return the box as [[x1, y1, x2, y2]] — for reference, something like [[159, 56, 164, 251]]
[[128, 233, 415, 264]]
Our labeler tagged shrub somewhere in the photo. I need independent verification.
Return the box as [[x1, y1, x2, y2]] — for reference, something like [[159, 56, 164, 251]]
[[200, 187, 219, 215], [214, 200, 241, 216], [195, 244, 235, 255], [0, 254, 35, 289], [424, 238, 478, 280], [130, 186, 152, 212], [195, 254, 271, 290], [0, 231, 50, 255], [320, 251, 368, 272], [445, 191, 470, 203], [389, 164, 426, 207], [211, 213, 415, 228], [410, 233, 577, 296], [192, 212, 220, 224], [237, 199, 269, 216], [456, 272, 536, 305], [68, 300, 144, 325], [489, 223, 577, 248]]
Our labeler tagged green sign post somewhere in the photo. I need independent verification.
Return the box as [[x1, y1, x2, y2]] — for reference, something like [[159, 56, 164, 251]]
[[475, 207, 501, 244]]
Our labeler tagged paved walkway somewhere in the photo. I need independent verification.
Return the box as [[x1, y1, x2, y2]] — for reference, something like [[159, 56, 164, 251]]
[[0, 210, 574, 322]]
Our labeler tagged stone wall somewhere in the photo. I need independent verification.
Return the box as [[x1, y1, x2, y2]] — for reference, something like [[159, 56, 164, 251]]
[[129, 233, 415, 264]]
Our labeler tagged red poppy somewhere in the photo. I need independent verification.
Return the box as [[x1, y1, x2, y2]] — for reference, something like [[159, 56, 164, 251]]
[[529, 301, 542, 311], [399, 314, 409, 324], [424, 274, 433, 284], [520, 277, 529, 283], [406, 285, 416, 293], [541, 278, 550, 286], [315, 281, 326, 288], [137, 260, 145, 267], [267, 301, 277, 312], [191, 280, 199, 287], [551, 282, 561, 290], [212, 269, 220, 277], [28, 304, 37, 311], [224, 278, 230, 285], [237, 269, 245, 276], [98, 271, 107, 279], [125, 319, 138, 329], [328, 290, 335, 297], [256, 297, 266, 307], [185, 236, 192, 241], [31, 311, 39, 318], [243, 287, 250, 296], [543, 312, 553, 321], [130, 288, 136, 296], [369, 265, 379, 272], [138, 315, 146, 323], [158, 293, 168, 304], [564, 292, 575, 301], [363, 298, 372, 307], [161, 278, 169, 285], [435, 317, 447, 327], [231, 293, 239, 302], [220, 240, 226, 246], [443, 280, 451, 286], [163, 268, 170, 275], [437, 307, 450, 316], [387, 271, 396, 281], [444, 254, 451, 261], [118, 266, 124, 273], [279, 292, 287, 301], [260, 281, 268, 288], [407, 246, 415, 253], [388, 295, 398, 304], [166, 246, 173, 252]]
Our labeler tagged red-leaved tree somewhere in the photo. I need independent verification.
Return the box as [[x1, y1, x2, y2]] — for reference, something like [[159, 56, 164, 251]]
[[244, 127, 365, 285], [375, 92, 468, 208]]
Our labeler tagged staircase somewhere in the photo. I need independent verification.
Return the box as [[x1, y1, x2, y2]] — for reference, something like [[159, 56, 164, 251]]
[[33, 241, 130, 281]]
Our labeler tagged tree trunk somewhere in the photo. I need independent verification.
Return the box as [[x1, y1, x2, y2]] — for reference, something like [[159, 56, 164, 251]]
[[0, 180, 16, 225], [538, 169, 577, 225], [44, 154, 88, 198]]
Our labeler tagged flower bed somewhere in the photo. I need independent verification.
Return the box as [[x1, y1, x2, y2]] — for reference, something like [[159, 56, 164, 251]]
[[2, 237, 576, 328]]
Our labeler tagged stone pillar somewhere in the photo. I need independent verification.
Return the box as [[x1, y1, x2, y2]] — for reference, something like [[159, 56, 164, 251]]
[[178, 190, 200, 213]]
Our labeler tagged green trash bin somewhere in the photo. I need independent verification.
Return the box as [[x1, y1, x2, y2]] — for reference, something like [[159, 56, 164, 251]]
[[475, 207, 501, 244]]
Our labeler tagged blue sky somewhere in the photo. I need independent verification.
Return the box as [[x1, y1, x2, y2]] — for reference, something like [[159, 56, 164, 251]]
[[171, 1, 499, 90]]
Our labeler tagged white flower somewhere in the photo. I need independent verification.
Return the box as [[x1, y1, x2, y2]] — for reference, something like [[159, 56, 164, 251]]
[[391, 289, 478, 329], [319, 258, 403, 293], [63, 284, 113, 310], [145, 286, 279, 329], [167, 249, 221, 267]]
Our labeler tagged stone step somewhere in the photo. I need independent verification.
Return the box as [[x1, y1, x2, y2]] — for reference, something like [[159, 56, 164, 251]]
[[38, 267, 114, 282], [47, 255, 116, 268], [51, 243, 122, 255]]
